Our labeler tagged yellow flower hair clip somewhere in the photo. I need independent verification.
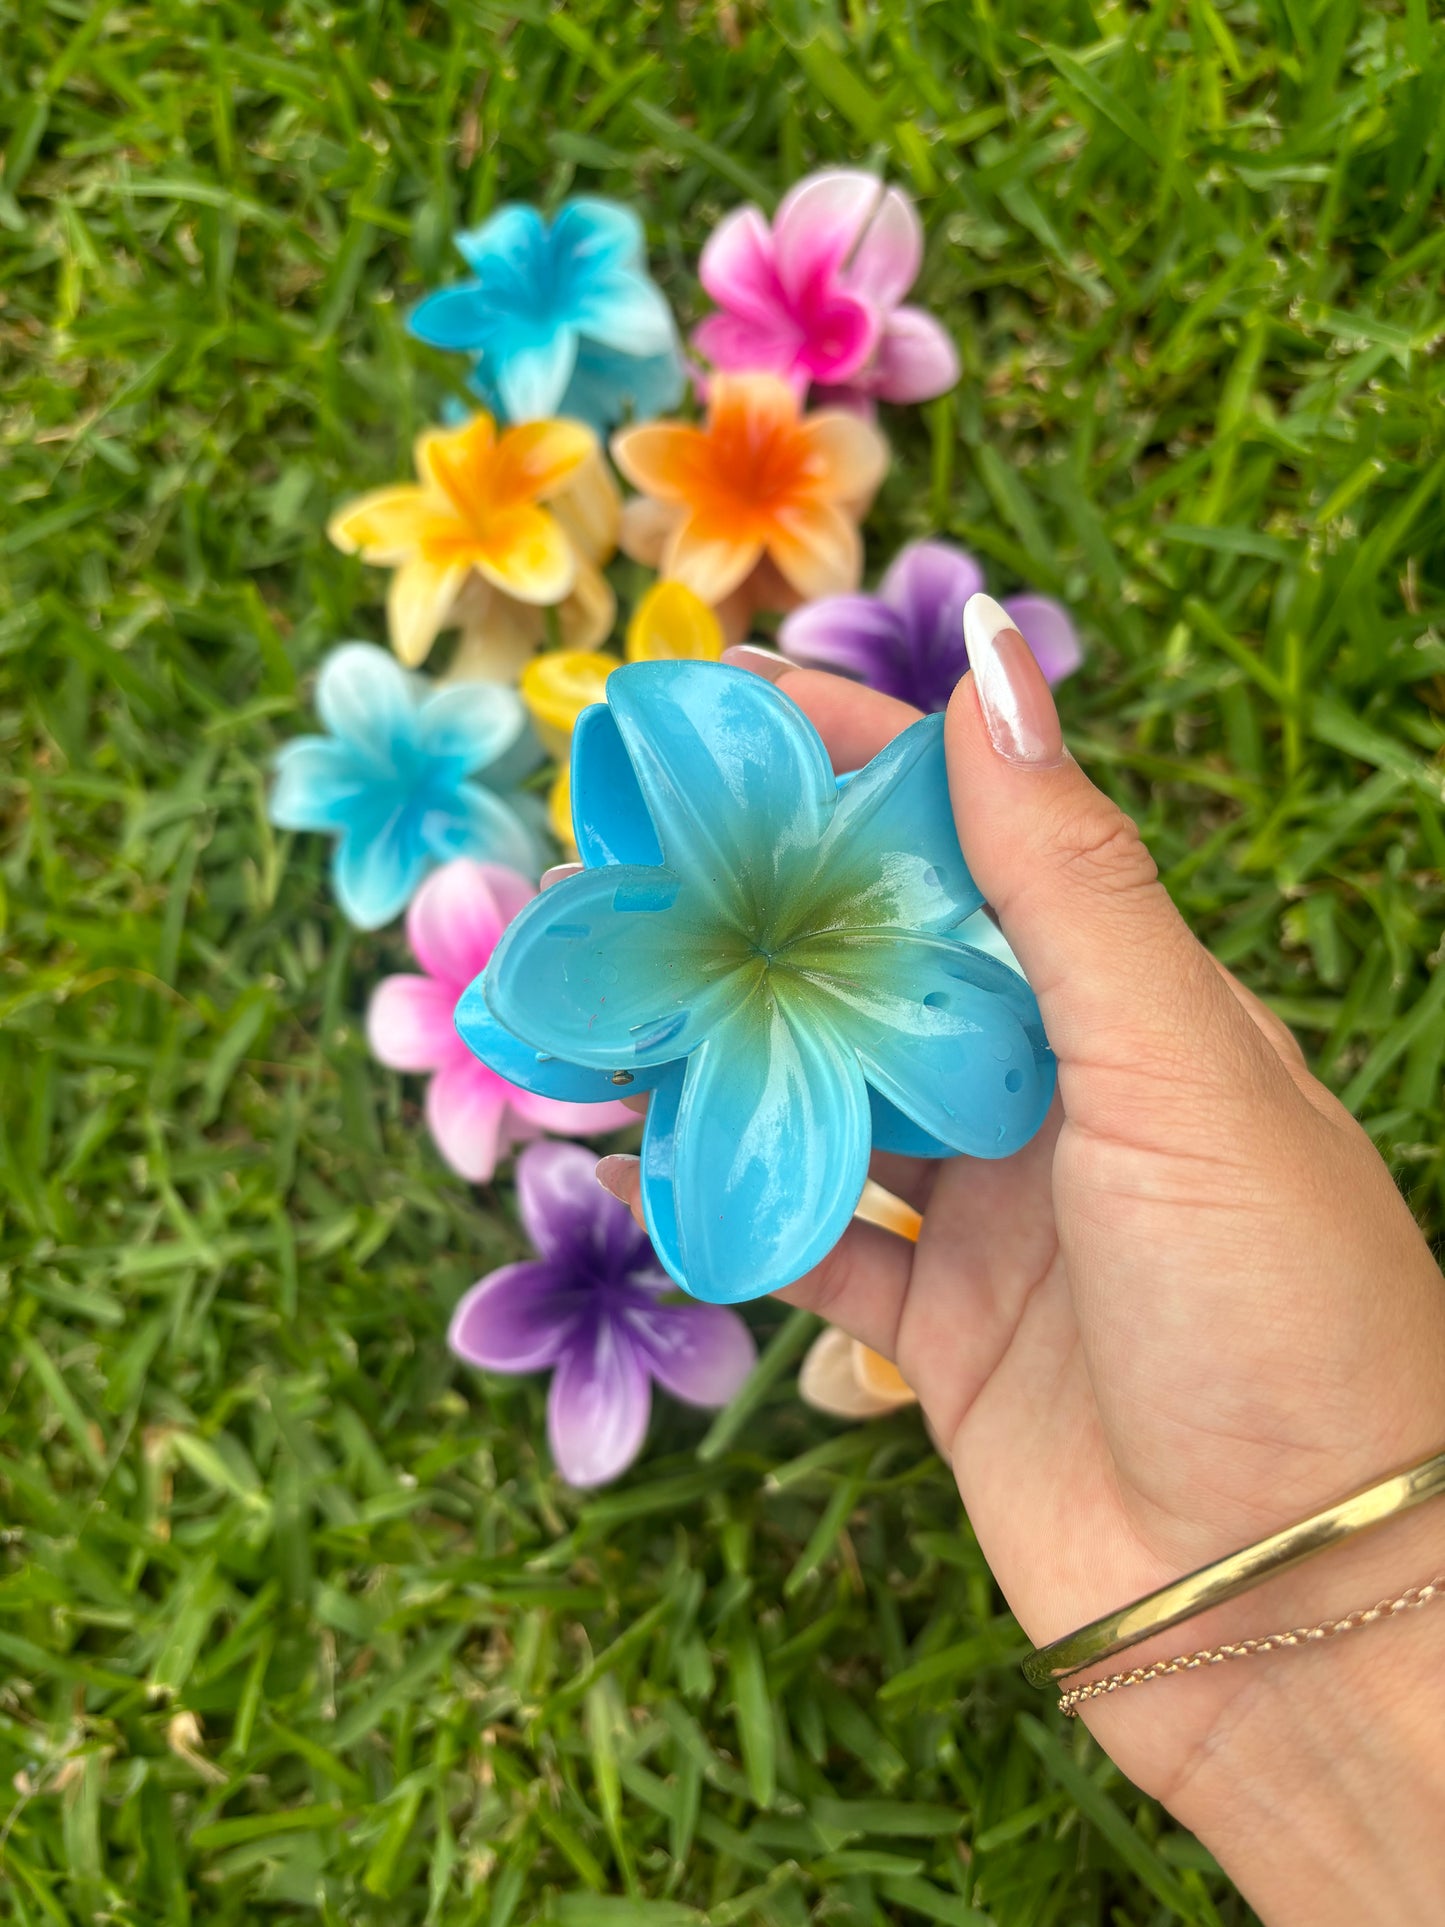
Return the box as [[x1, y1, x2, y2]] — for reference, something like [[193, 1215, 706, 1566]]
[[328, 411, 619, 678], [521, 580, 725, 844]]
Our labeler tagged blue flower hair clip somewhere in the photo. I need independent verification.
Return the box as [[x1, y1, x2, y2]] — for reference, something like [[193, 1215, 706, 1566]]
[[270, 644, 546, 930], [456, 660, 1056, 1304], [409, 198, 685, 434]]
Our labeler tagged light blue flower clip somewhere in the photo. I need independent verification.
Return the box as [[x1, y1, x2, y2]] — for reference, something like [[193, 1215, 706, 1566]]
[[410, 199, 685, 434], [270, 643, 547, 930], [457, 661, 1056, 1303]]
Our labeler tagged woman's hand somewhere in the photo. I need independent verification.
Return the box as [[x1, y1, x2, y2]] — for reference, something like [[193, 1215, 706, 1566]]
[[599, 600, 1445, 1923]]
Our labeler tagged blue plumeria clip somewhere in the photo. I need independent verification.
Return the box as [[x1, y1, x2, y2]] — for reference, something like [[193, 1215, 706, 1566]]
[[270, 644, 547, 930], [409, 199, 685, 434], [456, 660, 1056, 1304]]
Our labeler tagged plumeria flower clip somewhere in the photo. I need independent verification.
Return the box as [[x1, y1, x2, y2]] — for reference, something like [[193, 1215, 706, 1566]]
[[693, 170, 959, 410], [408, 199, 685, 434], [367, 859, 634, 1182], [780, 539, 1082, 713], [612, 372, 888, 644], [269, 644, 546, 929], [799, 1328, 918, 1419], [327, 411, 619, 678], [449, 1141, 756, 1486], [520, 581, 726, 844], [453, 659, 1056, 1305]]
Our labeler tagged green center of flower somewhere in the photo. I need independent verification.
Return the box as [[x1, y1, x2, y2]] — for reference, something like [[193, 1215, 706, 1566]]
[[677, 864, 887, 1030]]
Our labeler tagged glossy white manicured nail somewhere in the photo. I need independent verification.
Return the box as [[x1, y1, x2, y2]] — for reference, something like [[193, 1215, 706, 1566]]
[[540, 862, 583, 891], [962, 593, 1065, 767], [721, 644, 790, 682]]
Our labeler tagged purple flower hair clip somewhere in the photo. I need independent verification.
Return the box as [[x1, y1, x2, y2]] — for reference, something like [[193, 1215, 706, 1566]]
[[449, 1142, 757, 1486], [779, 540, 1082, 714]]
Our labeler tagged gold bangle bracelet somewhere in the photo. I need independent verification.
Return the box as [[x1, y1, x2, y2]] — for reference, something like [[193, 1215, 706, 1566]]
[[1022, 1446, 1445, 1688]]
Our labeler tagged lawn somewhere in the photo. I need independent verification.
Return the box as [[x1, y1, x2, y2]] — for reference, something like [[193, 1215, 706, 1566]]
[[2, 1, 1444, 1922]]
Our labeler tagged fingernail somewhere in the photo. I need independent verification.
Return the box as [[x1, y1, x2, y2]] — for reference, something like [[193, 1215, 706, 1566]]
[[962, 593, 1065, 766], [595, 1153, 639, 1201], [721, 644, 790, 683], [540, 862, 584, 891]]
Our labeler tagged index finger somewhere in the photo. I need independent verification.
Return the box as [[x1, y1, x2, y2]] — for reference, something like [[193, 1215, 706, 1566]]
[[720, 651, 922, 770]]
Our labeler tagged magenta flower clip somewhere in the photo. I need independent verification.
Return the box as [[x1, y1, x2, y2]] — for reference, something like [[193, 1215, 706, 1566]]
[[366, 859, 635, 1183], [449, 1141, 757, 1486], [692, 169, 959, 409]]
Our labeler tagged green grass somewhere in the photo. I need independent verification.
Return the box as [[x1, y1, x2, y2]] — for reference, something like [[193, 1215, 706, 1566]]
[[2, 1, 1444, 1921]]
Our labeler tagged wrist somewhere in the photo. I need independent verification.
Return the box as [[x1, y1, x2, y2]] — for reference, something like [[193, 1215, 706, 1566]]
[[1112, 1512, 1445, 1925], [1182, 1608, 1445, 1923]]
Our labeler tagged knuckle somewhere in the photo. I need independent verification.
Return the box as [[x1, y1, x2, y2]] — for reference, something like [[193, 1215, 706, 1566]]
[[1258, 1010, 1308, 1070], [1044, 801, 1158, 898]]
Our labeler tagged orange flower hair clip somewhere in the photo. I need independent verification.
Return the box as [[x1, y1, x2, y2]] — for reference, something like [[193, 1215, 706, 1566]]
[[610, 372, 888, 644]]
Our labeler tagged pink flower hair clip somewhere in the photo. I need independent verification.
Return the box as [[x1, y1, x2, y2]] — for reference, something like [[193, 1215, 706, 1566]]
[[692, 169, 959, 411], [367, 859, 634, 1183]]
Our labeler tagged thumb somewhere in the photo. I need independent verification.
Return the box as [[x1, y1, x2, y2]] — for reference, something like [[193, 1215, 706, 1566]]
[[947, 594, 1245, 1114]]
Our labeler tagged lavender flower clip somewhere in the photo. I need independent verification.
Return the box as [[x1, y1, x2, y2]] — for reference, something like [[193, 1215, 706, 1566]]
[[779, 540, 1082, 714], [449, 1142, 756, 1486]]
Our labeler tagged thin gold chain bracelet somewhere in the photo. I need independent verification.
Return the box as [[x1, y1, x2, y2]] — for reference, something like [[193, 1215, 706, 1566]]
[[1023, 1446, 1445, 1688], [1057, 1572, 1445, 1717]]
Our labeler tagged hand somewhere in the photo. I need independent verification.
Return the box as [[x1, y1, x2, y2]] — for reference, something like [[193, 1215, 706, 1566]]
[[599, 601, 1445, 1923]]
